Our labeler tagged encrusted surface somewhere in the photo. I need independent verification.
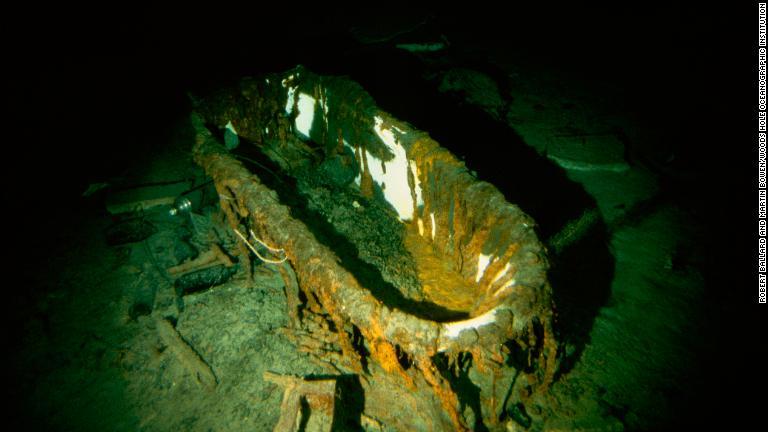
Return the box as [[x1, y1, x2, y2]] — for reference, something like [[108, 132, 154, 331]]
[[191, 67, 559, 430]]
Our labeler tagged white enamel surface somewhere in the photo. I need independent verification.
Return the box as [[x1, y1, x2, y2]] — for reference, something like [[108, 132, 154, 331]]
[[321, 90, 329, 118], [430, 212, 436, 240], [494, 278, 517, 297], [281, 74, 295, 87], [284, 85, 297, 115], [370, 116, 414, 221], [409, 160, 423, 208], [476, 253, 493, 283], [491, 262, 512, 285], [443, 307, 498, 339], [341, 121, 416, 220], [295, 93, 316, 137]]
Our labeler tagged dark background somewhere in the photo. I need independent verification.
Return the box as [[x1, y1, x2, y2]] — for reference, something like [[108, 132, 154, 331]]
[[7, 4, 762, 429]]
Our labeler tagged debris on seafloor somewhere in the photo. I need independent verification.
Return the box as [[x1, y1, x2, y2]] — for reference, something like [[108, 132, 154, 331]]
[[173, 265, 239, 296], [82, 181, 110, 197], [154, 317, 218, 391], [437, 68, 509, 119], [167, 244, 238, 294], [105, 218, 157, 245], [546, 207, 601, 255], [168, 181, 221, 217], [167, 243, 234, 275], [395, 41, 447, 53], [263, 371, 337, 432], [545, 130, 630, 173], [105, 181, 192, 215], [189, 65, 560, 431]]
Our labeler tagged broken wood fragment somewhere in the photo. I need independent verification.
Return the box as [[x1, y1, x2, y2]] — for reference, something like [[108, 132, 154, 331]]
[[155, 317, 217, 390], [167, 244, 234, 275], [263, 371, 336, 432]]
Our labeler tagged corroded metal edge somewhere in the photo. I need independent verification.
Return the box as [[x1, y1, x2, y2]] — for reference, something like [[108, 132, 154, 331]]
[[191, 67, 560, 429]]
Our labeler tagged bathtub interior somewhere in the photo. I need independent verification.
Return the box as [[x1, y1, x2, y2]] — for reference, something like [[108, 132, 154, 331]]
[[198, 67, 548, 324]]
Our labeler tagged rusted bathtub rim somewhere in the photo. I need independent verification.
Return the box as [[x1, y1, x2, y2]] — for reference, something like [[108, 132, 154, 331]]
[[191, 66, 560, 426]]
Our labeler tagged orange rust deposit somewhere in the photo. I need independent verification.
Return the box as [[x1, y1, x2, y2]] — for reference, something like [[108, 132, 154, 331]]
[[191, 66, 559, 430]]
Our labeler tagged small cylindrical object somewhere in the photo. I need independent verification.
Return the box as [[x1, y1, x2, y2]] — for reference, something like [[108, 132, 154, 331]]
[[169, 182, 218, 217], [169, 196, 193, 216]]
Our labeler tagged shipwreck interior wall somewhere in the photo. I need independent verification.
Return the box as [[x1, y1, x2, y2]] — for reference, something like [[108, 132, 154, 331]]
[[10, 4, 761, 432]]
